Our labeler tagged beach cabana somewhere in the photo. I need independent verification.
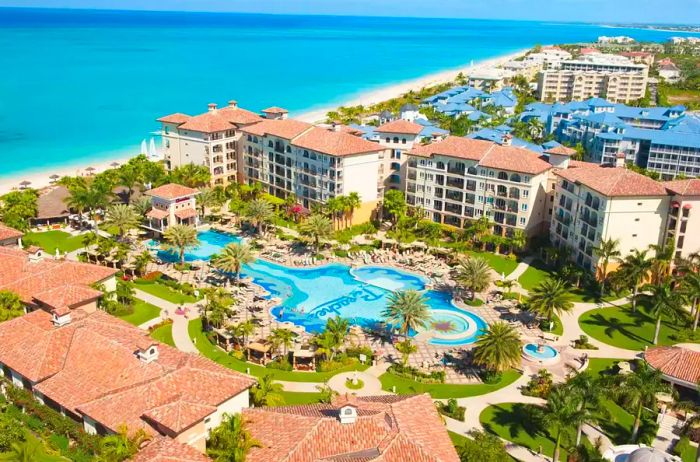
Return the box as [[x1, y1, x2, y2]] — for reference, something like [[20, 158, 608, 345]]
[[292, 345, 316, 371], [246, 341, 275, 365], [379, 237, 398, 249], [213, 327, 235, 351]]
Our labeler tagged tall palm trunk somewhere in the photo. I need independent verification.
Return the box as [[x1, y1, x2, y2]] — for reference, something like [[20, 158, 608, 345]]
[[693, 299, 700, 331], [553, 430, 562, 462], [631, 403, 642, 442], [632, 285, 639, 313], [654, 316, 662, 345]]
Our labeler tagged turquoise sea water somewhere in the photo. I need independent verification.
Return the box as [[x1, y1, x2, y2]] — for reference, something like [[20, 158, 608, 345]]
[[0, 8, 687, 178]]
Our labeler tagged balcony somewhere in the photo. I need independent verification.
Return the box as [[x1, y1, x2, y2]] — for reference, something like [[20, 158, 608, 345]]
[[446, 178, 464, 189]]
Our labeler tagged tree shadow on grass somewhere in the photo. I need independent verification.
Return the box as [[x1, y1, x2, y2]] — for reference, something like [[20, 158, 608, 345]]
[[483, 403, 544, 442], [581, 313, 652, 346]]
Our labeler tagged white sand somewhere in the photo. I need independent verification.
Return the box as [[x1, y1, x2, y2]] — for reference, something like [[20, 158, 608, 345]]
[[0, 49, 527, 195]]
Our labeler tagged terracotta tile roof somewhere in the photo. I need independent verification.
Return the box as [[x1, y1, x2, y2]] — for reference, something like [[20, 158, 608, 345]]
[[545, 145, 577, 156], [646, 346, 700, 384], [0, 247, 117, 304], [409, 136, 551, 175], [130, 437, 211, 462], [145, 184, 198, 200], [293, 127, 384, 157], [0, 308, 255, 437], [376, 120, 424, 135], [241, 119, 313, 139], [164, 106, 262, 133], [174, 208, 198, 220], [33, 285, 102, 310], [556, 166, 670, 197], [262, 106, 289, 114], [0, 223, 23, 241], [157, 113, 191, 124], [664, 179, 700, 196], [244, 394, 459, 462], [568, 160, 600, 169], [147, 209, 170, 220]]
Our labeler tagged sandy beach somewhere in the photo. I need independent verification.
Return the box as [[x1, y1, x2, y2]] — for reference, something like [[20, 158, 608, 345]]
[[0, 49, 526, 195]]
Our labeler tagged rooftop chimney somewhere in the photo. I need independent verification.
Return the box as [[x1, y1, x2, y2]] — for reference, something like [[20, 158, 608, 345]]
[[51, 309, 71, 327], [27, 246, 44, 263], [331, 122, 342, 132], [208, 103, 217, 112], [136, 342, 159, 364], [339, 405, 358, 424], [501, 134, 512, 146], [228, 100, 238, 108], [615, 153, 626, 169]]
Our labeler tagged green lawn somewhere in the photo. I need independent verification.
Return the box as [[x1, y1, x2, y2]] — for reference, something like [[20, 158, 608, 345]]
[[579, 303, 693, 350], [117, 300, 161, 326], [132, 279, 198, 304], [480, 402, 575, 461], [379, 369, 521, 399], [279, 391, 324, 405], [150, 323, 175, 347], [23, 230, 85, 254], [465, 250, 519, 276], [518, 260, 551, 291], [188, 319, 369, 382]]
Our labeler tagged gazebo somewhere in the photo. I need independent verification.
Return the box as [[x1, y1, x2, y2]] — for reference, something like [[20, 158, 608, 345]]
[[379, 237, 398, 249], [213, 327, 235, 351], [246, 341, 275, 365], [292, 344, 316, 371]]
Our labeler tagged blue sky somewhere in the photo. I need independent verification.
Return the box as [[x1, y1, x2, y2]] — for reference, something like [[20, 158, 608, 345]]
[[1, 0, 699, 23]]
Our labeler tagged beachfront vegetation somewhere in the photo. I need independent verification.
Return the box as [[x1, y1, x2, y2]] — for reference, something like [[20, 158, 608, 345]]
[[0, 189, 37, 231], [472, 322, 522, 374]]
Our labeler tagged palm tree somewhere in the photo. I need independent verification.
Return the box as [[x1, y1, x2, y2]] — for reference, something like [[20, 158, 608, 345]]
[[97, 425, 149, 462], [162, 224, 199, 265], [0, 290, 24, 322], [456, 256, 493, 300], [132, 250, 153, 277], [526, 278, 574, 324], [325, 196, 344, 229], [196, 187, 221, 217], [117, 165, 141, 204], [395, 339, 417, 367], [325, 316, 349, 356], [270, 328, 296, 356], [681, 271, 700, 330], [593, 238, 621, 295], [104, 204, 140, 239], [213, 242, 256, 282], [541, 388, 585, 462], [649, 242, 675, 285], [614, 361, 669, 442], [301, 214, 333, 252], [313, 331, 339, 361], [617, 249, 652, 312], [207, 413, 261, 462], [566, 371, 607, 446], [246, 199, 274, 235], [0, 431, 68, 462], [343, 192, 361, 227], [170, 163, 211, 188], [644, 281, 686, 345], [229, 320, 255, 347], [382, 290, 431, 337], [251, 374, 285, 407], [130, 195, 152, 217], [509, 229, 527, 253], [472, 322, 521, 373]]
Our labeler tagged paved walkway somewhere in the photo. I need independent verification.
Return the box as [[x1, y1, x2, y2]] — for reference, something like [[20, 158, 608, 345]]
[[327, 371, 385, 396], [505, 256, 535, 281], [133, 289, 199, 354]]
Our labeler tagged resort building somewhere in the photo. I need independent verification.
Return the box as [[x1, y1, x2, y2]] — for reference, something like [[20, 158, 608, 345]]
[[157, 101, 262, 186], [375, 119, 425, 192], [0, 223, 22, 247], [645, 346, 700, 391], [521, 46, 572, 70], [521, 98, 700, 179], [0, 298, 254, 452], [422, 86, 517, 118], [467, 68, 513, 91], [550, 165, 671, 273], [243, 394, 460, 462], [0, 245, 117, 312], [239, 119, 387, 222], [405, 136, 553, 237], [619, 51, 655, 67], [536, 53, 649, 103], [143, 183, 199, 235], [657, 58, 682, 82], [131, 437, 211, 462], [662, 179, 700, 260]]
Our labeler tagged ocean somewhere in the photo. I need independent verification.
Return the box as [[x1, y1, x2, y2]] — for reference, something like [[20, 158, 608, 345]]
[[0, 8, 688, 179]]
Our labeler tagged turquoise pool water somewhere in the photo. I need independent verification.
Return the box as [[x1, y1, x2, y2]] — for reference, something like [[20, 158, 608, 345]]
[[523, 343, 559, 360], [152, 230, 486, 345]]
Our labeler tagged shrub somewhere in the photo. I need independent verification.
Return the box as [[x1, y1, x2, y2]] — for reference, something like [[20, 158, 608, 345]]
[[387, 364, 445, 383], [317, 356, 358, 372], [334, 249, 349, 258], [465, 298, 484, 307], [140, 271, 163, 281], [522, 369, 554, 398], [345, 346, 374, 363], [436, 398, 466, 421], [148, 318, 173, 332], [230, 349, 245, 360], [573, 334, 598, 350], [671, 328, 700, 343], [266, 357, 293, 371], [502, 292, 519, 301], [480, 369, 502, 384]]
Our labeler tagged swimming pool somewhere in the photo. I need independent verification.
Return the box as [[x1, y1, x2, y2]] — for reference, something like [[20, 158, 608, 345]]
[[151, 230, 486, 345], [149, 229, 242, 262]]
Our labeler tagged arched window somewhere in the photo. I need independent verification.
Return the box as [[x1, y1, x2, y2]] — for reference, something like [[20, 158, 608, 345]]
[[393, 137, 399, 143], [467, 166, 477, 175], [510, 173, 521, 182], [497, 172, 508, 180], [385, 137, 390, 143], [402, 138, 407, 144]]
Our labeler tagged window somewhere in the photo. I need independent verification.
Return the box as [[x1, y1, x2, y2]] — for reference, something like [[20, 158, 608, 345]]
[[519, 217, 526, 225], [402, 138, 407, 144], [268, 141, 273, 148], [393, 137, 399, 143], [385, 137, 390, 143]]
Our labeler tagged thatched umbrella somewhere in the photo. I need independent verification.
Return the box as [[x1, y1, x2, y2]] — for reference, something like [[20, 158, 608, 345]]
[[84, 166, 96, 176], [49, 174, 60, 183], [110, 162, 120, 168], [19, 180, 31, 189]]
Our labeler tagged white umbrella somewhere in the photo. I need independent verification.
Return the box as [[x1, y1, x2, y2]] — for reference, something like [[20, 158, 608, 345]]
[[140, 139, 148, 154], [149, 138, 157, 158], [55, 248, 60, 259]]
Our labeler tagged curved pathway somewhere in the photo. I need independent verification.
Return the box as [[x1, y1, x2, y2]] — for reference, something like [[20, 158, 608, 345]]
[[327, 371, 385, 396], [133, 288, 199, 354]]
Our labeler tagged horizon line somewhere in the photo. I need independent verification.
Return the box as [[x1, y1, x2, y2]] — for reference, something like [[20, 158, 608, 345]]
[[0, 5, 682, 26]]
